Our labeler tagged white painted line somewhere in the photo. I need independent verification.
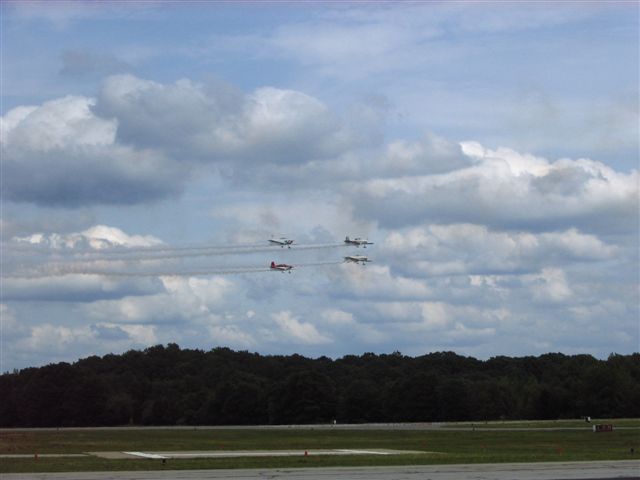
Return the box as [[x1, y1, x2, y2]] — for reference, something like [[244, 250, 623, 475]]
[[166, 452, 286, 457], [335, 449, 390, 455], [123, 451, 167, 459], [118, 449, 414, 460]]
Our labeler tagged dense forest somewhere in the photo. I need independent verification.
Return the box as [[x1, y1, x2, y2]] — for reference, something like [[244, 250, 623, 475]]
[[1, 345, 638, 427]]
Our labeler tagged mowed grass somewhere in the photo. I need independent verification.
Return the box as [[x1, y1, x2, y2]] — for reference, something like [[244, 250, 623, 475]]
[[447, 418, 640, 429], [1, 426, 639, 473]]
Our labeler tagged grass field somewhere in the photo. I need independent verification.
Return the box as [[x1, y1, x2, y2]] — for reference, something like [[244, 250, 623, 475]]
[[1, 423, 638, 473], [446, 418, 640, 429]]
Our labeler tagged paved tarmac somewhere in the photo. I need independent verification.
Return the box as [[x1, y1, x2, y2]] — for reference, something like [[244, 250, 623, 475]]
[[90, 448, 426, 459], [2, 423, 638, 432], [2, 460, 639, 480]]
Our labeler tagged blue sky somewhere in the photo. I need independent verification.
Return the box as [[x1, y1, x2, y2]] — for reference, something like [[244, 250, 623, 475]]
[[1, 1, 638, 371]]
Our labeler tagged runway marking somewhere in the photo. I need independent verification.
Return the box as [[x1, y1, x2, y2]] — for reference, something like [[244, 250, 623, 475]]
[[122, 451, 168, 459], [101, 449, 424, 459], [336, 449, 390, 455]]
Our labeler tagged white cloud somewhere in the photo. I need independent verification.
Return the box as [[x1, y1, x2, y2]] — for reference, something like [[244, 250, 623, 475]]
[[81, 226, 163, 248], [319, 308, 385, 345], [420, 302, 450, 330], [20, 324, 97, 354], [271, 311, 331, 345], [1, 317, 160, 371], [96, 74, 362, 164], [525, 267, 573, 303], [1, 94, 182, 206], [208, 325, 255, 348], [1, 274, 161, 303], [13, 225, 162, 250], [330, 264, 431, 300], [84, 275, 235, 324], [321, 309, 354, 326], [161, 276, 235, 312], [3, 225, 168, 302], [381, 224, 618, 277], [1, 304, 27, 342], [1, 95, 115, 150], [352, 142, 638, 234], [2, 75, 373, 206], [118, 324, 157, 344]]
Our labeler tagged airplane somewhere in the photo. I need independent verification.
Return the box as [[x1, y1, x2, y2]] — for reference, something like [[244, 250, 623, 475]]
[[269, 237, 294, 248], [344, 236, 373, 248], [344, 255, 371, 265], [270, 261, 294, 273]]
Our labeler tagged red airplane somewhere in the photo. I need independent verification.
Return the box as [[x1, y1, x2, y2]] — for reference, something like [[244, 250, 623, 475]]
[[270, 261, 294, 273]]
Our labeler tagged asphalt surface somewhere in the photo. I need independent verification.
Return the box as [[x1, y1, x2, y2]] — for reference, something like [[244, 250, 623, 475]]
[[90, 448, 426, 459], [2, 423, 638, 432], [2, 461, 639, 480]]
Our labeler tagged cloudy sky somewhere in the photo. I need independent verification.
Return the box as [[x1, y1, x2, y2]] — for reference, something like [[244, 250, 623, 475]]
[[1, 1, 638, 372]]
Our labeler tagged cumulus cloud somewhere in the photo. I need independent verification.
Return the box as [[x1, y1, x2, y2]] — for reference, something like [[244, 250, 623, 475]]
[[351, 142, 639, 234], [328, 264, 431, 301], [1, 95, 184, 206], [3, 320, 158, 371], [2, 225, 168, 302], [382, 133, 470, 176], [13, 224, 162, 250], [524, 267, 573, 303], [1, 95, 115, 148], [271, 311, 331, 345], [359, 299, 505, 353], [1, 275, 162, 302], [0, 304, 28, 342], [94, 74, 365, 165], [382, 224, 618, 277], [1, 75, 373, 207], [84, 276, 235, 324], [319, 309, 385, 344]]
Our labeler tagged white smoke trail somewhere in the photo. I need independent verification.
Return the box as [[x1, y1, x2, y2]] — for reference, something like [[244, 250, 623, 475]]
[[2, 260, 348, 278], [0, 241, 265, 255], [1, 242, 350, 262], [71, 243, 350, 262]]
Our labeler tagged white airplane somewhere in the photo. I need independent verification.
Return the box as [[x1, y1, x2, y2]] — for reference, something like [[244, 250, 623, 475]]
[[270, 261, 294, 273], [344, 255, 371, 265], [269, 237, 294, 248], [344, 236, 373, 248]]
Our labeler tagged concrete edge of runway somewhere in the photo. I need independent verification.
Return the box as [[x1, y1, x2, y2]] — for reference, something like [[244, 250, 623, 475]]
[[1, 459, 639, 480]]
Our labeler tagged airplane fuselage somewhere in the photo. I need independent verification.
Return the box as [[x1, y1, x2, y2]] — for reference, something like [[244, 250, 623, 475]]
[[270, 261, 293, 272], [344, 236, 373, 248], [269, 238, 293, 248], [344, 255, 370, 265]]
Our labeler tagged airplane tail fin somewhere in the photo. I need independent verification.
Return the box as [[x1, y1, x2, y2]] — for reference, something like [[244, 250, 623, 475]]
[[270, 261, 275, 268], [345, 236, 350, 242]]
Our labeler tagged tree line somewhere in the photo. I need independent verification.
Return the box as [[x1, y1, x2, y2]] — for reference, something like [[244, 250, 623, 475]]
[[1, 345, 638, 427]]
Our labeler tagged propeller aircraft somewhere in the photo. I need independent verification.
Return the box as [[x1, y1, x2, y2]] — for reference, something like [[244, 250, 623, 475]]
[[344, 255, 371, 265], [269, 237, 294, 248], [344, 236, 373, 248], [270, 261, 294, 273]]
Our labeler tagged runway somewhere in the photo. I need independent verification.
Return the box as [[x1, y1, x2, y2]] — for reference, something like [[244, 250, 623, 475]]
[[90, 448, 427, 459], [2, 460, 638, 480], [3, 423, 638, 432]]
